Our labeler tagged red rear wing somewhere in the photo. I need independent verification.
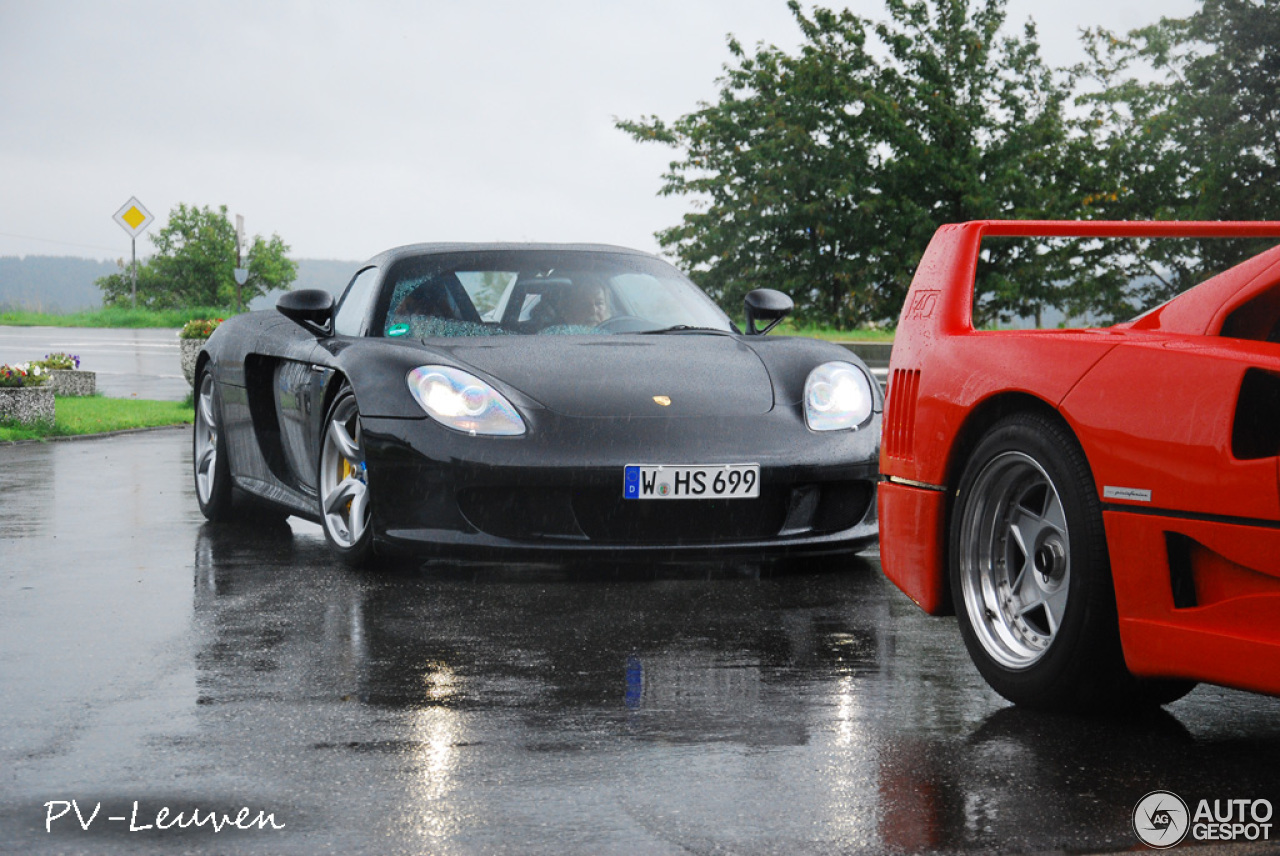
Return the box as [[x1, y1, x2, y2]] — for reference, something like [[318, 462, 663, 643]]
[[889, 220, 1280, 477], [897, 220, 1280, 341]]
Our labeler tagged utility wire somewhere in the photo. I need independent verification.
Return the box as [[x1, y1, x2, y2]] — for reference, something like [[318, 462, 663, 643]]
[[0, 231, 126, 255]]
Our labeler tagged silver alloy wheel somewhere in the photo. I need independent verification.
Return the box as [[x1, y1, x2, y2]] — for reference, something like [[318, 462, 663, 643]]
[[194, 372, 219, 505], [319, 394, 370, 549], [956, 450, 1071, 670]]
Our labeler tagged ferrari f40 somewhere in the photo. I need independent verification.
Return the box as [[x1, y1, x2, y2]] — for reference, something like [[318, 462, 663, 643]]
[[879, 221, 1280, 710]]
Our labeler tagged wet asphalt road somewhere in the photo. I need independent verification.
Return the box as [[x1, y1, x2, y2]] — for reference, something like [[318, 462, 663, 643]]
[[2, 430, 1279, 855], [0, 326, 188, 400]]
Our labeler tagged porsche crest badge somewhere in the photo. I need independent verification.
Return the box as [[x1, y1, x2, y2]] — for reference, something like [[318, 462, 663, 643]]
[[652, 395, 672, 407]]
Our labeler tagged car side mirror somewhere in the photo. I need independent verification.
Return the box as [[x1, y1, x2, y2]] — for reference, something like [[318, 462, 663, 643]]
[[744, 288, 793, 335], [277, 289, 335, 338]]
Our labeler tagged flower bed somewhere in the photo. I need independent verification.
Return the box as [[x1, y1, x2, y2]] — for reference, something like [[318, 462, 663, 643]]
[[0, 362, 48, 388], [38, 352, 80, 371], [179, 318, 223, 340], [179, 319, 223, 387], [10, 354, 97, 397]]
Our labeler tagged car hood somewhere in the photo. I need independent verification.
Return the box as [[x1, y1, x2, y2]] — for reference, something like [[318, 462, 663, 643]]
[[430, 334, 774, 418]]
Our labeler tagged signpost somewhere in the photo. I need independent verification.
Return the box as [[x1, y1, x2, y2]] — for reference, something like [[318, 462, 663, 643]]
[[234, 214, 248, 312], [112, 197, 154, 307]]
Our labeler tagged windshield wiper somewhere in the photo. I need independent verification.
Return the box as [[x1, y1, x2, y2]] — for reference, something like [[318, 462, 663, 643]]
[[638, 325, 734, 336]]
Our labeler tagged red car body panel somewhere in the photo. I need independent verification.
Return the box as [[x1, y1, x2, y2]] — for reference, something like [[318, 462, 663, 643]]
[[879, 220, 1280, 696]]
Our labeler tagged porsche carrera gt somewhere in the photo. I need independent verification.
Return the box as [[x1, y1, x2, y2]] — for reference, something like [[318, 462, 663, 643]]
[[193, 244, 881, 566]]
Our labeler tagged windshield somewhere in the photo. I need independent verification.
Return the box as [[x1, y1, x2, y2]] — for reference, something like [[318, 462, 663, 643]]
[[371, 249, 732, 339]]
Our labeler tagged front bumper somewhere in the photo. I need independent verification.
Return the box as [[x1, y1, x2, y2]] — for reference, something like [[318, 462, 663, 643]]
[[360, 411, 880, 559]]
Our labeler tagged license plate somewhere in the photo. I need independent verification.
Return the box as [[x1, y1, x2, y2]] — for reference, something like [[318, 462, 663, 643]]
[[623, 463, 759, 500]]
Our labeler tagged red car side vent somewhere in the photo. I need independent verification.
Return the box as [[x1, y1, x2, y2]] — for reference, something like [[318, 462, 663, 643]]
[[885, 369, 921, 460]]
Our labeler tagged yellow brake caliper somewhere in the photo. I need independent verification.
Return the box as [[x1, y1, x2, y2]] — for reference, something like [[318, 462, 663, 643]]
[[341, 457, 354, 512]]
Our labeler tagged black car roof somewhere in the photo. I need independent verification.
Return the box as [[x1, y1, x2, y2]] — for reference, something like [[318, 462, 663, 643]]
[[363, 242, 660, 268]]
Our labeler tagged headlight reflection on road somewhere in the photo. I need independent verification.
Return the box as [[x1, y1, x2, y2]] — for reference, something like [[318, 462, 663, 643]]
[[402, 666, 468, 847], [423, 662, 459, 704], [834, 673, 862, 748], [820, 673, 881, 850]]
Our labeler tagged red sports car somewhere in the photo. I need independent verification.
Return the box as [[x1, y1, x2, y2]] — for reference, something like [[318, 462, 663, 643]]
[[879, 220, 1280, 710]]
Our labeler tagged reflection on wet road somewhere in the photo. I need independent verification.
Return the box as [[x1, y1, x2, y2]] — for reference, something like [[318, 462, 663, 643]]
[[1, 430, 1278, 855]]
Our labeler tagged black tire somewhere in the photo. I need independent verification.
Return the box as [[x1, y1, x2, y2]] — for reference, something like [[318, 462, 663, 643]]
[[193, 368, 234, 521], [949, 411, 1193, 711], [318, 386, 374, 567]]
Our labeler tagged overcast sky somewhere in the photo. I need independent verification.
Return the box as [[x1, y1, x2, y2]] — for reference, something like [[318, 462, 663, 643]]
[[0, 0, 1196, 264]]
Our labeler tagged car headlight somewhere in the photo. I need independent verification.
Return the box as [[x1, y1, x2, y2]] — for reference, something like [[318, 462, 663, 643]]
[[407, 365, 526, 436], [804, 361, 873, 431]]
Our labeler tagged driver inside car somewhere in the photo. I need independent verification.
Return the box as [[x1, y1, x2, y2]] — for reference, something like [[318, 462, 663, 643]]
[[392, 282, 457, 320], [556, 283, 611, 327]]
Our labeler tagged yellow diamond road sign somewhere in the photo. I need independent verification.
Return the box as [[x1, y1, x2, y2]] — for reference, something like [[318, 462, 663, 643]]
[[113, 197, 154, 238]]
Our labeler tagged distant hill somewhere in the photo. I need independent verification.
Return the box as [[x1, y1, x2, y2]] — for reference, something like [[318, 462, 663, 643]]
[[0, 256, 117, 312], [0, 255, 361, 313]]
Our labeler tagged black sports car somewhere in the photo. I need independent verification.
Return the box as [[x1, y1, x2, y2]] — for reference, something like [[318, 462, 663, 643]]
[[192, 244, 881, 565]]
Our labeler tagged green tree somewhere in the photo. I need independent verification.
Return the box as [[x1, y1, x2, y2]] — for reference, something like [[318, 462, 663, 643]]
[[95, 258, 166, 308], [618, 0, 1075, 328], [97, 204, 296, 310], [243, 233, 297, 310], [146, 204, 237, 308], [1070, 0, 1280, 319]]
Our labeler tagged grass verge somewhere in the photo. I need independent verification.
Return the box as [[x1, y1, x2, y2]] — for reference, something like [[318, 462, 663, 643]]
[[0, 306, 234, 329], [776, 320, 895, 342], [0, 395, 193, 442]]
